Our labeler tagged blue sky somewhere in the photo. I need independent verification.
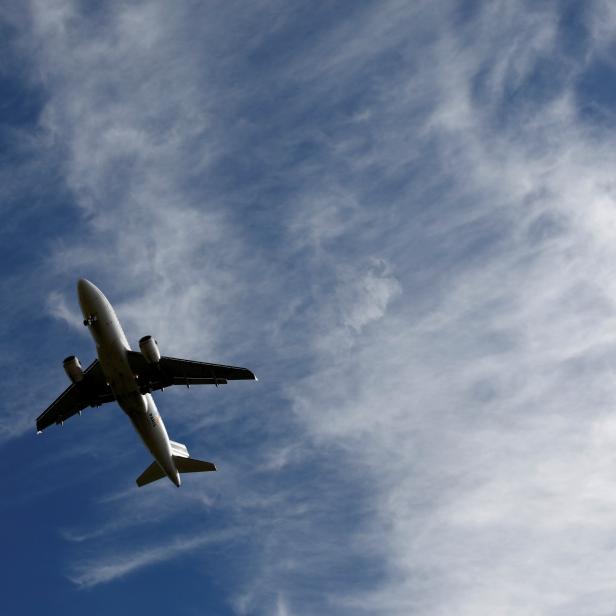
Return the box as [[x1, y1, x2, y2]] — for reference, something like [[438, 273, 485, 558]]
[[4, 1, 616, 614]]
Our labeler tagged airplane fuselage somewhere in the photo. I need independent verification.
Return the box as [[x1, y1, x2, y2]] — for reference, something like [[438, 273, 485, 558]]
[[77, 279, 181, 486]]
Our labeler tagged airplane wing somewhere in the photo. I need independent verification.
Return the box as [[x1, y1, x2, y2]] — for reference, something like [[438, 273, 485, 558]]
[[126, 351, 256, 393], [36, 360, 115, 433]]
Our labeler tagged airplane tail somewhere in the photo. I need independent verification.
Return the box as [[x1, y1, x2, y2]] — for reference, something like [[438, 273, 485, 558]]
[[136, 440, 216, 487]]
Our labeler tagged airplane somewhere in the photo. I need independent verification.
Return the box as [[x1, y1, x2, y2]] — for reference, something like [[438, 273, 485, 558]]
[[36, 278, 257, 488]]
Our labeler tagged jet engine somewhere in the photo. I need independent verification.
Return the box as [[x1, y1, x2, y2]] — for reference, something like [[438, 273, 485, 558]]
[[139, 335, 161, 364], [63, 355, 84, 383]]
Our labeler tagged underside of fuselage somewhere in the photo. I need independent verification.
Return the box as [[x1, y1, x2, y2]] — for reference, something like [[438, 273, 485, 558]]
[[78, 279, 180, 487]]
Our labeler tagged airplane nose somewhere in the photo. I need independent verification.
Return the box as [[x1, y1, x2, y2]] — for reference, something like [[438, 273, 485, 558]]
[[77, 278, 100, 305], [77, 278, 100, 318], [77, 278, 92, 295]]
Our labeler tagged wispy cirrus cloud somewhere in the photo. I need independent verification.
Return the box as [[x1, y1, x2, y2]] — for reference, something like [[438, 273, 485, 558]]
[[68, 529, 238, 588], [8, 1, 616, 615], [281, 5, 616, 615]]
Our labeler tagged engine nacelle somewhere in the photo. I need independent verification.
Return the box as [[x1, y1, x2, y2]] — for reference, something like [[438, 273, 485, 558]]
[[63, 355, 84, 383], [139, 335, 161, 364]]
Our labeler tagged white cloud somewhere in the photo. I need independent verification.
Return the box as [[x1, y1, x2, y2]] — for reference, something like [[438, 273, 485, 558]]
[[14, 1, 616, 615], [285, 14, 616, 616], [275, 594, 292, 616], [338, 260, 401, 332], [46, 289, 84, 331], [68, 530, 236, 588], [25, 0, 263, 362]]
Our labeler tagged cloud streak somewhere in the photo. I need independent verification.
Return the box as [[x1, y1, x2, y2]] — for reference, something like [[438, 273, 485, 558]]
[[68, 529, 237, 588]]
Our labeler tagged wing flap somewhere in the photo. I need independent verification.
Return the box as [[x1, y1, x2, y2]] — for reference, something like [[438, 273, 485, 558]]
[[169, 376, 228, 386]]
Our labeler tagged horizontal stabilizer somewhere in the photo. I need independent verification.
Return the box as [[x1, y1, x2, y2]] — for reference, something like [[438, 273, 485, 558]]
[[136, 461, 166, 487], [173, 455, 216, 473], [136, 454, 217, 487]]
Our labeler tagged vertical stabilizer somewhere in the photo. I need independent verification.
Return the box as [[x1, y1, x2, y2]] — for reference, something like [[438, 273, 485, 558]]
[[169, 440, 189, 458]]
